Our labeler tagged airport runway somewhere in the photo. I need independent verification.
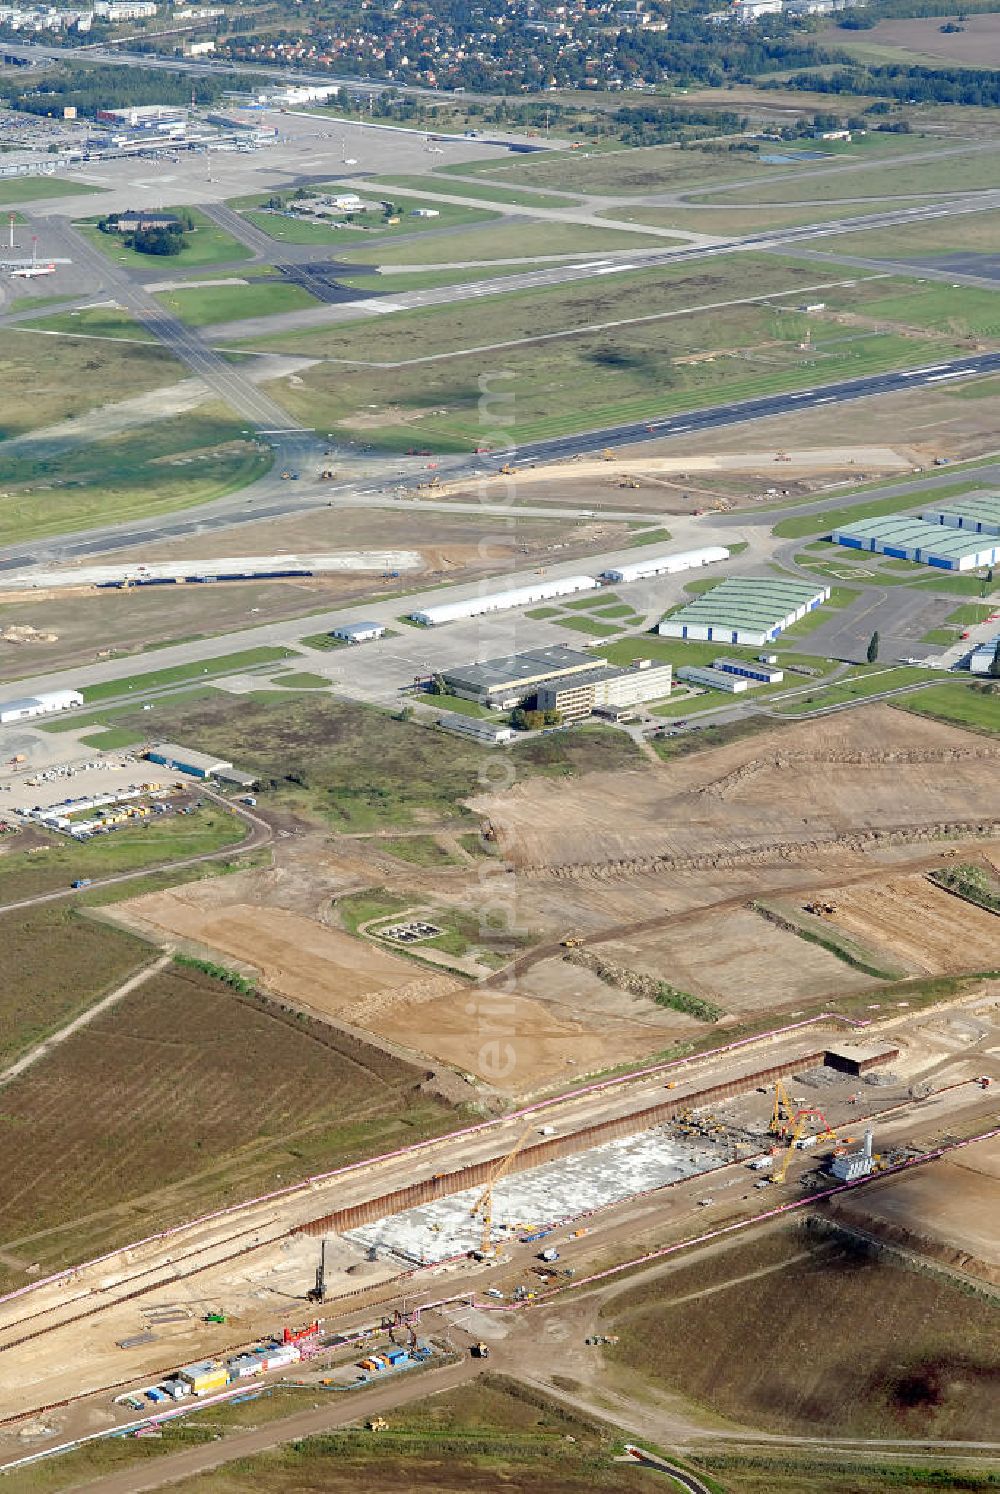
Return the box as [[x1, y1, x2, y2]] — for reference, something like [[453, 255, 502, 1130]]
[[475, 349, 1000, 467], [203, 192, 1000, 342], [3, 352, 999, 570]]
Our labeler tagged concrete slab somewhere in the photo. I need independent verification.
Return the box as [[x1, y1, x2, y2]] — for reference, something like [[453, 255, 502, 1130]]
[[345, 1126, 728, 1265]]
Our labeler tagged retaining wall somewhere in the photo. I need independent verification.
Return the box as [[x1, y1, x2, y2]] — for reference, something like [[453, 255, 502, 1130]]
[[297, 1050, 827, 1236]]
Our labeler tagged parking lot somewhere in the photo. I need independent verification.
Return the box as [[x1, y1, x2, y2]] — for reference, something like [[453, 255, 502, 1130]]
[[0, 750, 187, 816]]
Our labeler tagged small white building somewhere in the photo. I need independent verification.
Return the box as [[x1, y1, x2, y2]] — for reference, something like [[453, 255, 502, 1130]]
[[436, 712, 515, 745], [329, 193, 363, 212], [0, 689, 83, 725], [676, 665, 748, 694], [331, 620, 385, 644]]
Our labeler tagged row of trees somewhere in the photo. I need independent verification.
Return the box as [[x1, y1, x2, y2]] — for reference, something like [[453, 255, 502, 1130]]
[[779, 62, 1000, 106], [15, 62, 230, 118]]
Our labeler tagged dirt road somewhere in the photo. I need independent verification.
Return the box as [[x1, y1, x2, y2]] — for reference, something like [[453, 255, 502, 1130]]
[[0, 791, 272, 920], [0, 955, 171, 1088], [61, 1358, 480, 1494]]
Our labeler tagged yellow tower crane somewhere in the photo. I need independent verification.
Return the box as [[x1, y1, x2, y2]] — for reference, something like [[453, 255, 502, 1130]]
[[770, 1078, 796, 1139], [470, 1127, 534, 1256], [772, 1107, 836, 1184]]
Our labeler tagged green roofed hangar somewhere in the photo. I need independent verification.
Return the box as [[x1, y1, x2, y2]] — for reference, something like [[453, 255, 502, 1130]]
[[832, 515, 1000, 572], [657, 578, 830, 647]]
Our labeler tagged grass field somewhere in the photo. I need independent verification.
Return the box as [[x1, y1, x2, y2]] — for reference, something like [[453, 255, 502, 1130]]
[[252, 255, 829, 360], [76, 208, 252, 269], [0, 175, 98, 205], [822, 208, 1000, 260], [772, 485, 992, 540], [603, 1227, 1000, 1441], [258, 259, 945, 450], [0, 404, 273, 548], [419, 691, 497, 718], [381, 833, 459, 867], [712, 148, 1000, 205], [0, 806, 246, 901], [19, 306, 158, 341], [0, 963, 455, 1277], [0, 905, 154, 1066], [696, 1453, 1000, 1493], [896, 678, 1000, 734], [0, 1376, 668, 1494], [154, 280, 320, 327], [370, 173, 579, 209], [66, 646, 295, 704], [603, 635, 839, 673], [860, 282, 1000, 340], [772, 664, 932, 714], [273, 670, 330, 689], [237, 193, 497, 247], [89, 692, 641, 832], [0, 319, 182, 439], [436, 143, 793, 194], [347, 219, 667, 267], [553, 614, 623, 638]]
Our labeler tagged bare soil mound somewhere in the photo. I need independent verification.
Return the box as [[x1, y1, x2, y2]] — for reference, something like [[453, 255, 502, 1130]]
[[471, 707, 1000, 876]]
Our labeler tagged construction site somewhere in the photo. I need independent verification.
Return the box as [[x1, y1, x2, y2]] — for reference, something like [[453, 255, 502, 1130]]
[[0, 971, 995, 1466]]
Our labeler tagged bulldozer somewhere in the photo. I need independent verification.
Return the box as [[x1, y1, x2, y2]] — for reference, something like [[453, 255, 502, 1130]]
[[319, 469, 336, 480], [367, 1417, 389, 1432], [617, 475, 640, 489]]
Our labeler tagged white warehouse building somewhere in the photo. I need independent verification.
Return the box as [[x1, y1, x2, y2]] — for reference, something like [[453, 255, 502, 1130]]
[[410, 575, 597, 626], [600, 545, 730, 585], [0, 689, 83, 725]]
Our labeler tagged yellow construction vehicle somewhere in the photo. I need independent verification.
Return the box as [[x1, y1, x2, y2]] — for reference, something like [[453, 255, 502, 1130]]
[[499, 464, 517, 476], [367, 1417, 389, 1432], [602, 448, 616, 461], [470, 1127, 533, 1256], [560, 936, 581, 948]]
